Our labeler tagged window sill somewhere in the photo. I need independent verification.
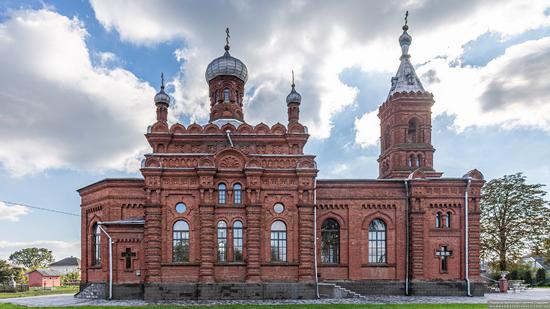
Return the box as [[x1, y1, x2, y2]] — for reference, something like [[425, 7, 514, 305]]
[[89, 265, 102, 269], [161, 262, 200, 266], [214, 262, 246, 266], [361, 263, 396, 267], [261, 262, 299, 266], [319, 263, 347, 267], [216, 204, 245, 208]]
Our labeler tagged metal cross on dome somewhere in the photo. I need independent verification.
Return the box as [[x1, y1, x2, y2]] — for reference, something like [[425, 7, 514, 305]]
[[405, 11, 409, 26], [225, 27, 230, 49]]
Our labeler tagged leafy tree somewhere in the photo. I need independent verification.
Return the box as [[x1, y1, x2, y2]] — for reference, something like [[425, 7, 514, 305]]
[[508, 269, 519, 280], [0, 259, 12, 284], [480, 173, 550, 271], [536, 268, 546, 285], [61, 271, 80, 285], [8, 248, 54, 270]]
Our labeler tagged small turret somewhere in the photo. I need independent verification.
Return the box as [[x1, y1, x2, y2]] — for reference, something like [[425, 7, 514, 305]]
[[154, 73, 170, 123], [286, 71, 301, 123]]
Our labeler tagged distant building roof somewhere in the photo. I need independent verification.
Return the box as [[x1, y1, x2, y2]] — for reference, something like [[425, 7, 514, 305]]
[[29, 268, 62, 277], [49, 256, 81, 267]]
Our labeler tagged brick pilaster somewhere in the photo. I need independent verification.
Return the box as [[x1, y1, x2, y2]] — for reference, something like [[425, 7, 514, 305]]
[[297, 204, 314, 282], [409, 210, 425, 279], [199, 204, 215, 283], [245, 204, 261, 282], [144, 204, 162, 283]]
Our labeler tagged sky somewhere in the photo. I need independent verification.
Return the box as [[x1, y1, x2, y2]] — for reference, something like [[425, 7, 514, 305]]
[[0, 0, 550, 261]]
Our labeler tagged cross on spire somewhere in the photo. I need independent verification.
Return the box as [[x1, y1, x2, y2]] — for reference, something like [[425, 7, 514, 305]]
[[225, 27, 230, 51], [292, 70, 295, 88], [160, 72, 165, 90], [403, 11, 409, 31]]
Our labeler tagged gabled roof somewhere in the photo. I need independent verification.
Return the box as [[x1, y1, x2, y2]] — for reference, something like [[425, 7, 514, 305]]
[[29, 268, 62, 277], [49, 256, 81, 267]]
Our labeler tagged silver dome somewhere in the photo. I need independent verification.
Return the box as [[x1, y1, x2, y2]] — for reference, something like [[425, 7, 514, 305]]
[[154, 88, 170, 105], [286, 85, 301, 104], [205, 50, 248, 83]]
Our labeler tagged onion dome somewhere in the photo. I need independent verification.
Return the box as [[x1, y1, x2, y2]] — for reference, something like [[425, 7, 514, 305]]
[[205, 29, 248, 83], [286, 71, 301, 104], [154, 73, 170, 105]]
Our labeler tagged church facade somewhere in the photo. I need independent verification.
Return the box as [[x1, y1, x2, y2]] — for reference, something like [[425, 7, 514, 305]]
[[78, 22, 485, 300]]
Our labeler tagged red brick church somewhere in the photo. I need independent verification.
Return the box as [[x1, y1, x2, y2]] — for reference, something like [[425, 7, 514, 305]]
[[78, 21, 485, 300]]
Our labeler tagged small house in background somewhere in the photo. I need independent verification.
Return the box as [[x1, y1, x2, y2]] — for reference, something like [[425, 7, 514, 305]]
[[522, 256, 550, 272], [27, 269, 62, 288], [49, 256, 81, 275]]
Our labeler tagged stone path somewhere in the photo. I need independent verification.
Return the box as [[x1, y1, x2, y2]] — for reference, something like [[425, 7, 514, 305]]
[[1, 288, 549, 307]]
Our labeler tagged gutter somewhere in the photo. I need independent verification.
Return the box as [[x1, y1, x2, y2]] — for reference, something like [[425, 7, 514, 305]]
[[404, 179, 410, 296], [313, 177, 320, 298], [225, 130, 234, 147], [464, 177, 472, 296], [96, 224, 113, 300]]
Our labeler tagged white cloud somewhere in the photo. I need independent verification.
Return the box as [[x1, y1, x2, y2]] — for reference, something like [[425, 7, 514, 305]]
[[0, 202, 29, 222], [89, 0, 550, 145], [418, 37, 550, 132], [0, 240, 80, 261], [354, 111, 380, 148], [0, 9, 156, 176]]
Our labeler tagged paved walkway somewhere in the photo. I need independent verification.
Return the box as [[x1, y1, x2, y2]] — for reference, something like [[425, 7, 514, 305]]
[[0, 288, 549, 307]]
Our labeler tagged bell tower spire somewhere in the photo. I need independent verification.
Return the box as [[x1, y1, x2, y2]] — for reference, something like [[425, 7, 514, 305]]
[[378, 12, 442, 179]]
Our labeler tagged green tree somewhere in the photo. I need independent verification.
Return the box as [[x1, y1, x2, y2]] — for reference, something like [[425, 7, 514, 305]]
[[523, 270, 534, 286], [480, 173, 550, 271], [61, 271, 80, 285], [8, 248, 54, 270], [536, 268, 546, 285], [0, 259, 12, 284]]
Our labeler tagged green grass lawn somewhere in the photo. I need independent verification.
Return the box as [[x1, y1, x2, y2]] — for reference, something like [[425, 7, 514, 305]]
[[0, 304, 488, 309], [0, 285, 78, 299]]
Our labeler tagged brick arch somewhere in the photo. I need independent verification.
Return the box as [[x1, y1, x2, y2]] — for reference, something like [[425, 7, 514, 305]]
[[317, 211, 347, 230], [361, 211, 394, 230], [214, 148, 247, 169]]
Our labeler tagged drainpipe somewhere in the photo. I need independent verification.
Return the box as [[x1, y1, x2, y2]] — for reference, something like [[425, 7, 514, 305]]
[[225, 130, 234, 147], [464, 178, 472, 296], [97, 224, 113, 300], [313, 178, 320, 298], [404, 179, 410, 296]]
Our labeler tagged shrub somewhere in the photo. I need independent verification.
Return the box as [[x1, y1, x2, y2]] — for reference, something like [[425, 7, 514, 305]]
[[536, 268, 546, 285]]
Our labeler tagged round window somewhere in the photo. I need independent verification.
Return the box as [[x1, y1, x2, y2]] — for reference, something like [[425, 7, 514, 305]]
[[273, 203, 284, 214], [175, 202, 187, 214]]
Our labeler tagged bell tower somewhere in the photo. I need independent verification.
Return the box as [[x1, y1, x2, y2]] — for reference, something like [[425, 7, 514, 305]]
[[205, 28, 248, 124], [378, 13, 442, 179]]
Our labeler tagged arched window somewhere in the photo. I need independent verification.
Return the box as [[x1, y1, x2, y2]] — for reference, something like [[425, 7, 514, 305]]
[[407, 118, 419, 143], [435, 212, 442, 228], [445, 212, 451, 228], [223, 88, 230, 102], [233, 220, 243, 261], [218, 183, 227, 204], [321, 219, 340, 264], [233, 183, 242, 204], [173, 220, 190, 262], [270, 220, 287, 262], [92, 224, 101, 266], [368, 219, 387, 264], [217, 221, 227, 262], [236, 91, 240, 104], [417, 154, 423, 167], [407, 155, 413, 168]]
